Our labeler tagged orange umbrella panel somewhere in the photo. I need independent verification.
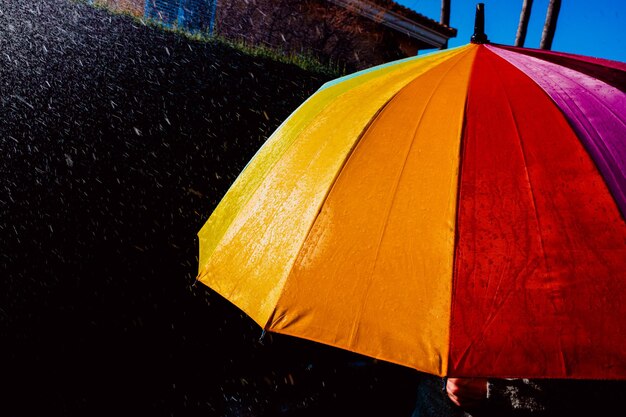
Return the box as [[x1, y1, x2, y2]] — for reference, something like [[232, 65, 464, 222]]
[[269, 46, 477, 376]]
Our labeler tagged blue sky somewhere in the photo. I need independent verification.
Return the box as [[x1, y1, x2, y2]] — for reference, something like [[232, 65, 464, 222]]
[[395, 0, 626, 62]]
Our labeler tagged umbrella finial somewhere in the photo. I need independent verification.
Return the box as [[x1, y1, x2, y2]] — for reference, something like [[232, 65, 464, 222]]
[[471, 3, 489, 44]]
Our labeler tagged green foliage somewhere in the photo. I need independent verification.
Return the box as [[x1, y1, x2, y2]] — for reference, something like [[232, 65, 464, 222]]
[[215, 37, 346, 77]]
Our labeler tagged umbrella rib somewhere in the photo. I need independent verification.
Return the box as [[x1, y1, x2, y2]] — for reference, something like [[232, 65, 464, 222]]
[[343, 50, 473, 348], [449, 82, 471, 374]]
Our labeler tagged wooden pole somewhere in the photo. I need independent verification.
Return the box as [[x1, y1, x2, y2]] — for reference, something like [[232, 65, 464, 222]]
[[440, 0, 451, 26], [540, 0, 561, 50], [440, 0, 451, 49], [515, 0, 533, 47]]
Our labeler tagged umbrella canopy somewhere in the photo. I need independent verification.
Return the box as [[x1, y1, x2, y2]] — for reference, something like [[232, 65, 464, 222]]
[[197, 33, 626, 379]]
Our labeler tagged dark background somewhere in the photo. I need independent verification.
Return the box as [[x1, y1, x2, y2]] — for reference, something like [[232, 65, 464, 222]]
[[0, 1, 419, 415]]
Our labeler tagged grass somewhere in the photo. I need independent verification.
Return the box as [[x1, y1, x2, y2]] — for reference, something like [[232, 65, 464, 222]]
[[214, 36, 346, 77], [75, 0, 345, 77]]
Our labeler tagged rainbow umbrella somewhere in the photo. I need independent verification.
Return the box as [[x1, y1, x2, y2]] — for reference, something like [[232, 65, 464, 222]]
[[197, 6, 626, 379]]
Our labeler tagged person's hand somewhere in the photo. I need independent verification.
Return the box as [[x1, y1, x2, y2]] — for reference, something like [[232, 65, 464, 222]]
[[446, 377, 488, 409]]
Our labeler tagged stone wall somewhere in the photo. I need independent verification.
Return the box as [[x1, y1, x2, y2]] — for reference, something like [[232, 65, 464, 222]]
[[216, 0, 417, 70]]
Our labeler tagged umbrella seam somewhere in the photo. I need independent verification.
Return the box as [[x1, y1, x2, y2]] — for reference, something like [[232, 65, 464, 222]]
[[448, 50, 477, 377]]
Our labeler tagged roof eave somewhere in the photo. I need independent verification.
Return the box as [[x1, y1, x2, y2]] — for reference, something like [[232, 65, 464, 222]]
[[328, 0, 456, 49]]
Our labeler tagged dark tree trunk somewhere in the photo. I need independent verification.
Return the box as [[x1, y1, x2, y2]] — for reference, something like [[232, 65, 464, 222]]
[[515, 0, 533, 47], [540, 0, 561, 50]]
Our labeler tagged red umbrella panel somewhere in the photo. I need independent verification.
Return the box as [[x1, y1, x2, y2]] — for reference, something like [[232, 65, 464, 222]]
[[452, 45, 626, 377]]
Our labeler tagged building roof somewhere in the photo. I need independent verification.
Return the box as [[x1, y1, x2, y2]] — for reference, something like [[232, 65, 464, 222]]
[[369, 0, 456, 35], [328, 0, 457, 48]]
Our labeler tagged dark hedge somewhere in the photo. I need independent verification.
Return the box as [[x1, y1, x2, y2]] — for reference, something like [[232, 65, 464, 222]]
[[0, 1, 419, 416]]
